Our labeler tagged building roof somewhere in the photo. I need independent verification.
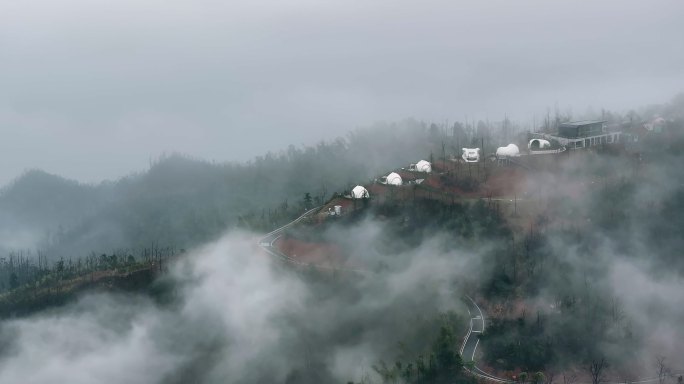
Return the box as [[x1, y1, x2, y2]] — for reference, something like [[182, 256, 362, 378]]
[[559, 120, 606, 127]]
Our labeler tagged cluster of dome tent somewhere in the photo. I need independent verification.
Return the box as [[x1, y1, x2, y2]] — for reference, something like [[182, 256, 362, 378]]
[[348, 159, 433, 200], [349, 143, 555, 200], [347, 140, 564, 201], [491, 140, 554, 158], [346, 140, 558, 202], [463, 141, 552, 160]]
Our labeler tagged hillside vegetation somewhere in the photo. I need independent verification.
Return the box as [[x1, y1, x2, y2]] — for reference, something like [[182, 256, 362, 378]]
[[1, 96, 684, 383], [0, 120, 443, 259]]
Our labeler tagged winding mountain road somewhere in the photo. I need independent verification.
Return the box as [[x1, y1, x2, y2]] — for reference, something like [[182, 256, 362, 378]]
[[258, 207, 320, 266], [458, 295, 678, 384], [461, 295, 513, 383], [258, 207, 366, 273], [257, 207, 678, 383]]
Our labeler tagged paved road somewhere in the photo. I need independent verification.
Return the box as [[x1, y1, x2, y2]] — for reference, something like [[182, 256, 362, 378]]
[[461, 296, 514, 383], [259, 211, 512, 382], [257, 206, 367, 273], [459, 295, 679, 383], [460, 295, 483, 362], [257, 207, 678, 383], [258, 207, 321, 266]]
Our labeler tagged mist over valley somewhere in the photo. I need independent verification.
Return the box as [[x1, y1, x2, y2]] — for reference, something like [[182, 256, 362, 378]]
[[1, 1, 684, 383]]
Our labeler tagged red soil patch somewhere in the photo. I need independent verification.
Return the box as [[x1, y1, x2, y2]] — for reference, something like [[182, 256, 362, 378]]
[[417, 169, 527, 199], [276, 235, 353, 269], [323, 196, 355, 211], [313, 196, 366, 223], [483, 167, 529, 197], [367, 183, 418, 203]]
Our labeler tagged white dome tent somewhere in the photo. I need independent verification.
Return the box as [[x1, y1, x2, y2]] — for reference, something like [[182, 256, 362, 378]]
[[496, 144, 520, 158], [462, 148, 480, 162], [351, 185, 369, 199], [380, 172, 403, 185], [413, 160, 432, 173], [528, 139, 551, 150]]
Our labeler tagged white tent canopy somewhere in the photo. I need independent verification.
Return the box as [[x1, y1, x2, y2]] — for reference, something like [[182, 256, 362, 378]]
[[496, 144, 520, 157], [351, 185, 369, 199], [414, 160, 432, 173], [462, 148, 480, 162], [383, 172, 403, 185]]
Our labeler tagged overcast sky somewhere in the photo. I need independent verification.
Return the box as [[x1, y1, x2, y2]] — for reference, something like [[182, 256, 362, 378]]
[[1, 0, 683, 186]]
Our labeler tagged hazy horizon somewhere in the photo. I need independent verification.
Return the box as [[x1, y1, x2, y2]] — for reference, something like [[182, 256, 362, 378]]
[[2, 0, 683, 186]]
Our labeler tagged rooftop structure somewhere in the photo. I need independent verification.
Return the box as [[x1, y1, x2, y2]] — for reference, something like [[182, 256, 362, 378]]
[[557, 120, 606, 139], [542, 120, 621, 150]]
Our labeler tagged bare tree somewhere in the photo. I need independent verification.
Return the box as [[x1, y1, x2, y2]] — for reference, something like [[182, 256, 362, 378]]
[[656, 355, 671, 384], [544, 371, 556, 384], [610, 296, 625, 323], [562, 372, 577, 384], [588, 358, 608, 384]]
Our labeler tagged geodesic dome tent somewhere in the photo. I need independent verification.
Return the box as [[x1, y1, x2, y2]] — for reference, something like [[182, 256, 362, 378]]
[[351, 185, 369, 199], [528, 139, 550, 150], [414, 160, 432, 173], [383, 172, 403, 185], [496, 144, 520, 158]]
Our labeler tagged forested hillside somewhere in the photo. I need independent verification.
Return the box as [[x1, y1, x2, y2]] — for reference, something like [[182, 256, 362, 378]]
[[0, 120, 445, 259], [0, 96, 683, 383], [3, 94, 683, 262]]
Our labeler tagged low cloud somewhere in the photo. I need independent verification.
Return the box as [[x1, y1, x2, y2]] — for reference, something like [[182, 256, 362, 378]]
[[0, 226, 478, 383]]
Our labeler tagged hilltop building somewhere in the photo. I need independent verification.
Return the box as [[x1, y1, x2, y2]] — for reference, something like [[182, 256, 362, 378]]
[[545, 120, 621, 149]]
